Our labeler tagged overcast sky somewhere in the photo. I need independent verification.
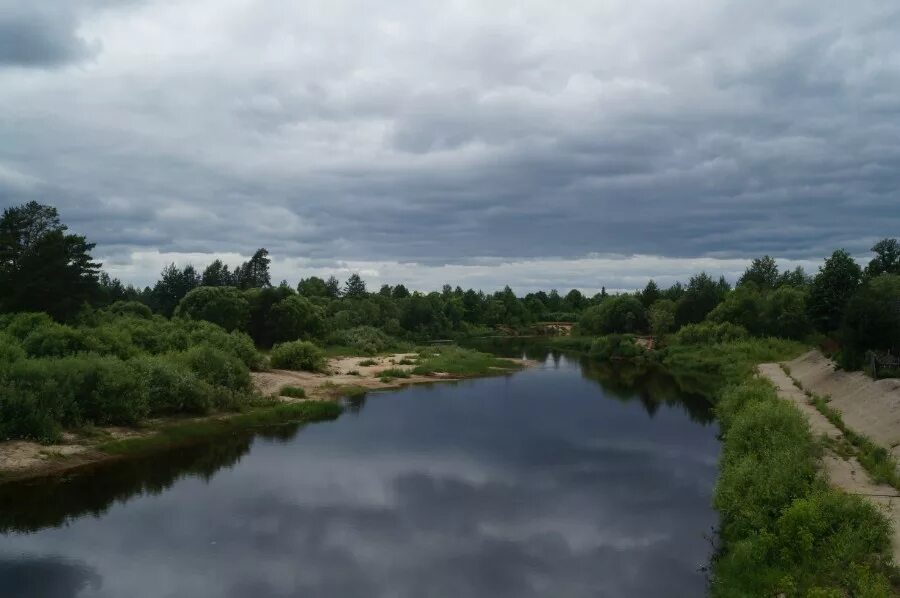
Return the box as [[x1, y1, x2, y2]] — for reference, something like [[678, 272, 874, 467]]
[[1, 0, 898, 292]]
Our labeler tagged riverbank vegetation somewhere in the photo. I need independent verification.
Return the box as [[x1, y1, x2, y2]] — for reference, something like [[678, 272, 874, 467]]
[[711, 378, 895, 595]]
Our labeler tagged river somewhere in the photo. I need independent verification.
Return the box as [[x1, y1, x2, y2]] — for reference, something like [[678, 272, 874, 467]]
[[0, 346, 719, 597]]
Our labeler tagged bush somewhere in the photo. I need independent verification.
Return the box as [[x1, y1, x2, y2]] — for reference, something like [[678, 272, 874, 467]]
[[104, 301, 153, 320], [176, 345, 252, 391], [674, 321, 748, 345], [711, 377, 894, 596], [0, 382, 63, 442], [269, 340, 327, 372], [1, 312, 55, 341], [715, 397, 819, 539], [325, 326, 395, 355], [0, 333, 26, 365], [576, 296, 647, 335], [589, 334, 645, 361], [21, 323, 90, 357], [270, 295, 325, 343], [175, 286, 250, 332], [183, 321, 263, 370], [279, 385, 306, 399], [377, 367, 411, 381], [130, 355, 215, 414]]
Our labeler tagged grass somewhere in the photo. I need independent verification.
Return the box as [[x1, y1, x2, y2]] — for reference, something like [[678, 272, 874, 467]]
[[662, 337, 807, 399], [412, 345, 522, 377], [358, 359, 378, 366], [279, 385, 306, 399], [377, 367, 411, 382], [99, 401, 342, 457]]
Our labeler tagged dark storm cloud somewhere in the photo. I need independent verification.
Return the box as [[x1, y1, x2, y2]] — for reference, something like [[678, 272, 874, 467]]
[[0, 0, 898, 286], [0, 3, 100, 67]]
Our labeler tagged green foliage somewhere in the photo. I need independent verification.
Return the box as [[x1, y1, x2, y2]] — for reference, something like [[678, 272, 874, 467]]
[[279, 385, 306, 398], [577, 295, 647, 335], [129, 355, 215, 415], [104, 301, 152, 320], [864, 238, 900, 280], [808, 249, 862, 332], [738, 255, 779, 290], [1, 312, 55, 340], [711, 378, 894, 596], [763, 285, 812, 339], [589, 334, 645, 361], [840, 274, 900, 367], [325, 326, 398, 355], [21, 323, 90, 357], [0, 202, 101, 321], [378, 367, 411, 381], [707, 286, 765, 334], [673, 321, 749, 345], [270, 295, 325, 342], [675, 272, 729, 327], [175, 286, 250, 332], [358, 358, 378, 366], [648, 299, 676, 337], [269, 340, 327, 372], [663, 337, 804, 398], [0, 332, 26, 364], [176, 345, 252, 391], [412, 346, 521, 376]]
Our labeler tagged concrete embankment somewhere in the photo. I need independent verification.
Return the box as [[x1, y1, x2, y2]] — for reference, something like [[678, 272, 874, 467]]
[[759, 357, 900, 562]]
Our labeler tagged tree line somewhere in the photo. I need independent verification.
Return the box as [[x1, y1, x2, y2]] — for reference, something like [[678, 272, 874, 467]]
[[1, 201, 898, 366]]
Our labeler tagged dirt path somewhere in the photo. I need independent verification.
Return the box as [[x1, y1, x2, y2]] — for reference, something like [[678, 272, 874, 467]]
[[759, 362, 900, 562]]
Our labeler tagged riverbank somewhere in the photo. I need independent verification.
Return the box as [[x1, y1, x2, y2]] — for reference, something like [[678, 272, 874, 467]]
[[0, 351, 529, 482]]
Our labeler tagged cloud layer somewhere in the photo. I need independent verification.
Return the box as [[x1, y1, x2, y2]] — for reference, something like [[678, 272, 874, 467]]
[[1, 0, 898, 288]]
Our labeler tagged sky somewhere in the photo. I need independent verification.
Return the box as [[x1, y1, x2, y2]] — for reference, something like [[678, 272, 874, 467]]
[[0, 0, 898, 293]]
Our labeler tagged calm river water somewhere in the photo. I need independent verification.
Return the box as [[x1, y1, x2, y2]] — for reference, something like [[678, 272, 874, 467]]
[[0, 347, 719, 597]]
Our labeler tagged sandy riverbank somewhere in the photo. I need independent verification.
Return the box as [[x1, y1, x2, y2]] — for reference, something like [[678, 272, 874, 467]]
[[0, 353, 533, 482]]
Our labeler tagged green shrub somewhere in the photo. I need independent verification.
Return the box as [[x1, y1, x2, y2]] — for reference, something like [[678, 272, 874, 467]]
[[377, 367, 411, 381], [0, 333, 26, 365], [589, 334, 645, 361], [175, 286, 250, 332], [0, 382, 63, 442], [358, 358, 378, 366], [674, 321, 748, 345], [269, 340, 327, 372], [21, 323, 90, 357], [81, 324, 138, 359], [176, 345, 252, 391], [713, 489, 893, 596], [576, 296, 647, 335], [104, 301, 153, 320], [325, 326, 395, 355], [2, 312, 55, 341], [130, 355, 215, 414], [279, 385, 306, 399], [183, 321, 263, 370]]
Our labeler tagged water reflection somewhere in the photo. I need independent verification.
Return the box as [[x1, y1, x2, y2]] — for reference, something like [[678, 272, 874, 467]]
[[0, 348, 719, 598]]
